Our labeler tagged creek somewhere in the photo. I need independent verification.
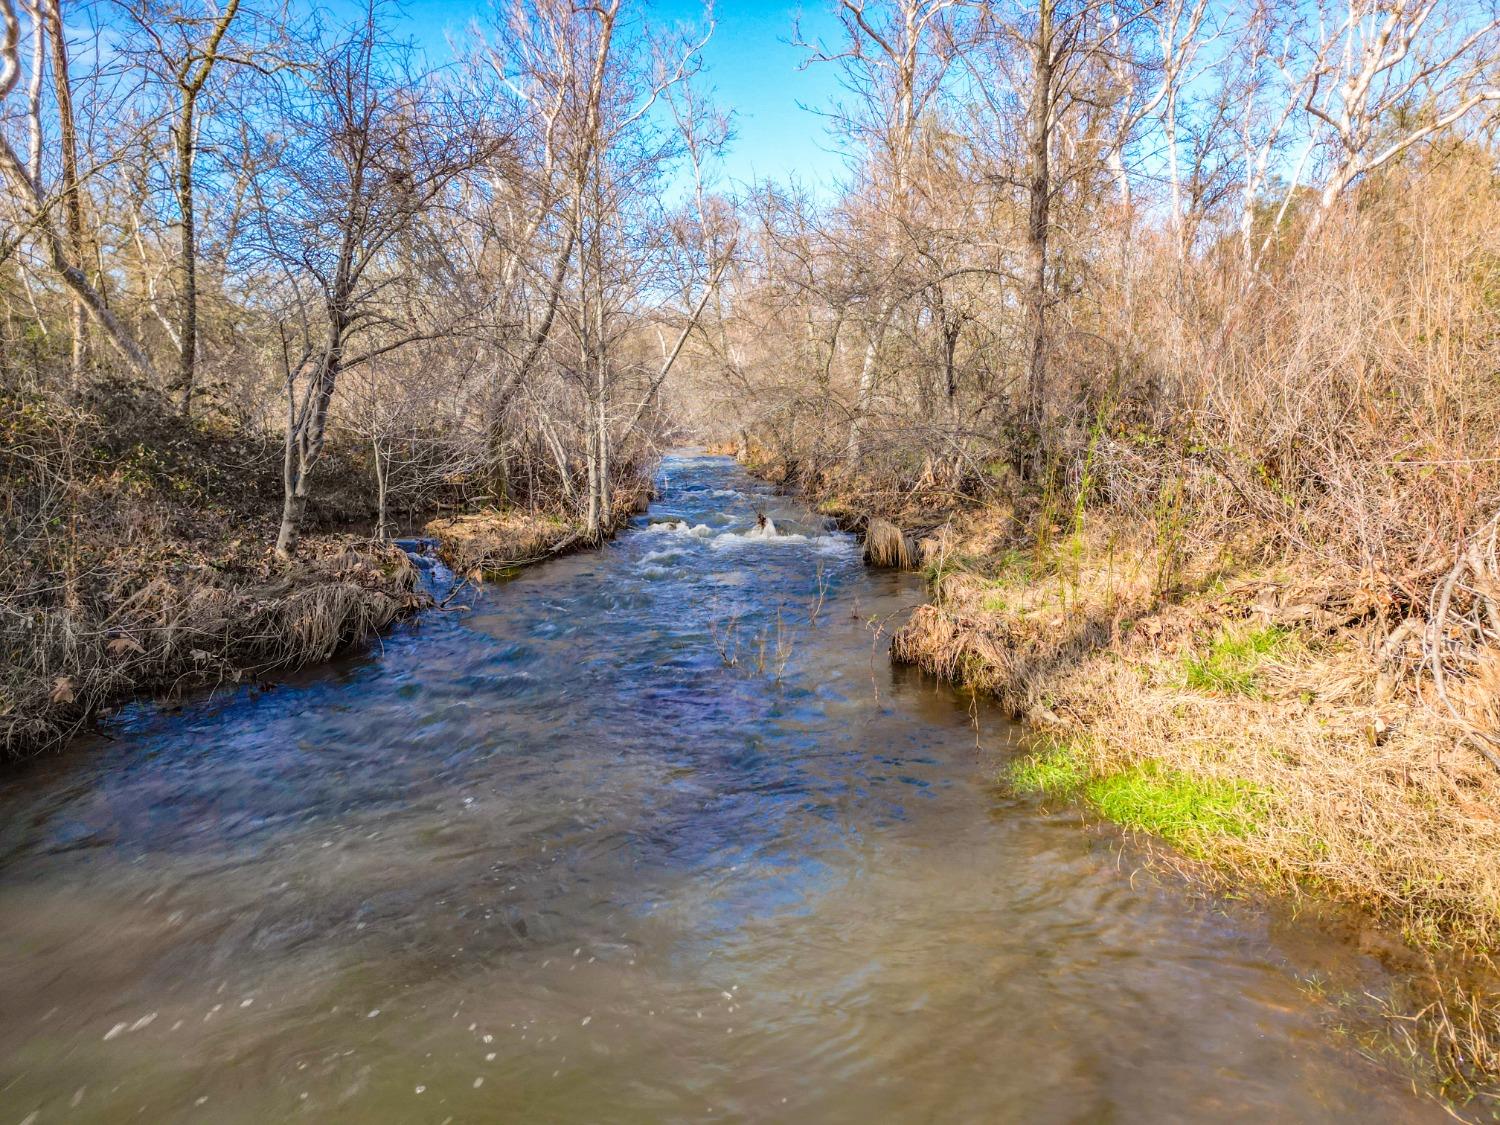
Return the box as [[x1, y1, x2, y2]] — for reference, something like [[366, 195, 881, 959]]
[[0, 453, 1442, 1122]]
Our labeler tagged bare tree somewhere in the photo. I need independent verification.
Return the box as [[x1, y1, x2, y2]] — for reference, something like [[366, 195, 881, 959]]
[[1299, 0, 1500, 242], [0, 0, 160, 381], [802, 0, 962, 467], [253, 14, 495, 557], [121, 0, 260, 413], [963, 0, 1136, 458], [43, 0, 87, 374]]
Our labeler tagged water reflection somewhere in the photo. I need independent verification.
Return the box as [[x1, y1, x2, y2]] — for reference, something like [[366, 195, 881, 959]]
[[0, 453, 1444, 1122]]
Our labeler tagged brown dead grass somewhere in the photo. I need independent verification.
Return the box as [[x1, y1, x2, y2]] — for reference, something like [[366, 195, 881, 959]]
[[426, 482, 649, 578], [2, 539, 426, 758], [425, 509, 580, 575], [0, 389, 435, 759], [863, 518, 915, 568]]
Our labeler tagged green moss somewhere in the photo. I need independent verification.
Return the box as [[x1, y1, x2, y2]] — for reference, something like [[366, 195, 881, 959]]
[[1183, 625, 1288, 695], [1085, 765, 1262, 854], [1008, 741, 1088, 796]]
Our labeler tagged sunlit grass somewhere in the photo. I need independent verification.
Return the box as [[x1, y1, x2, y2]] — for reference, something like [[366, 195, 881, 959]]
[[1008, 741, 1088, 795], [1085, 765, 1263, 854], [1006, 742, 1262, 856]]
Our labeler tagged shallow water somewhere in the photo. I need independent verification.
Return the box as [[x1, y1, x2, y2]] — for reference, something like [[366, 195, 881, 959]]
[[0, 453, 1445, 1122]]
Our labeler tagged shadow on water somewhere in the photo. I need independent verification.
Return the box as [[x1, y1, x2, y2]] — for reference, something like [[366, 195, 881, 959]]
[[0, 453, 1453, 1122]]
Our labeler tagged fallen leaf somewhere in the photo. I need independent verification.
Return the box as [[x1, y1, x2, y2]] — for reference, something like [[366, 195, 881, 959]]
[[50, 676, 76, 704], [107, 636, 145, 656]]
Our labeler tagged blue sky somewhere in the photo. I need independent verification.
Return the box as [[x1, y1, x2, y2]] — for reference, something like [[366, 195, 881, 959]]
[[391, 0, 853, 196]]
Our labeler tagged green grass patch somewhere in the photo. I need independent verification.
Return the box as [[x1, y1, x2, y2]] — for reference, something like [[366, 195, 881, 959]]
[[1085, 765, 1262, 853], [1008, 742, 1263, 856], [1007, 740, 1088, 796], [1182, 625, 1288, 695]]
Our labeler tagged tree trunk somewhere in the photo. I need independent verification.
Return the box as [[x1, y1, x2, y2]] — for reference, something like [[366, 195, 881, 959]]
[[594, 346, 610, 537], [943, 312, 962, 438], [49, 243, 159, 379], [1024, 0, 1054, 464], [170, 0, 241, 412], [175, 99, 199, 413], [846, 311, 893, 468], [1165, 91, 1182, 261], [275, 325, 343, 559], [275, 486, 307, 558], [373, 434, 389, 540], [46, 0, 89, 380], [584, 395, 601, 540]]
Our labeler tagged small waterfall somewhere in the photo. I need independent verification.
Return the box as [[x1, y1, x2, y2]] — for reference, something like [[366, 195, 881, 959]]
[[747, 514, 777, 539]]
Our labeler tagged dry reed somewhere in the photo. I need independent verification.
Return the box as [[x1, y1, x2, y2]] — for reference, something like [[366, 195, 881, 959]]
[[863, 518, 915, 568]]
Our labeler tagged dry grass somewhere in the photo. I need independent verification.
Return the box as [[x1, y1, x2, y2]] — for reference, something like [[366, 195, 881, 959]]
[[425, 508, 579, 575], [0, 388, 433, 759], [687, 85, 1500, 1113], [863, 517, 915, 568], [1, 540, 426, 758], [424, 479, 649, 578]]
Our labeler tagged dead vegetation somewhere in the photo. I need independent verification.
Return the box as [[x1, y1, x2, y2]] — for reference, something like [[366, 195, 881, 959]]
[[425, 476, 652, 577], [862, 517, 915, 568], [701, 133, 1500, 1101], [0, 378, 660, 759], [1, 387, 429, 759], [425, 509, 580, 576], [3, 543, 426, 757], [0, 0, 719, 751]]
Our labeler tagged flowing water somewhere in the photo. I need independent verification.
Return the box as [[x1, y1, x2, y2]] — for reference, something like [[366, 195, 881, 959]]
[[0, 453, 1445, 1123]]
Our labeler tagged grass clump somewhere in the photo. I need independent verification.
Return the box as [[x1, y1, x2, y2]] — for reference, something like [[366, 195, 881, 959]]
[[864, 518, 913, 568], [1007, 740, 1088, 796], [1085, 765, 1262, 854], [988, 547, 1034, 584], [1182, 625, 1288, 696], [1008, 742, 1262, 857], [981, 591, 1011, 614]]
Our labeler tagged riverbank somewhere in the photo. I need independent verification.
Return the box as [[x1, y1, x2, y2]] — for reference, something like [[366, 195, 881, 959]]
[[734, 444, 1500, 1104], [4, 450, 1445, 1121], [0, 387, 641, 760], [0, 388, 428, 759], [2, 537, 431, 759]]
